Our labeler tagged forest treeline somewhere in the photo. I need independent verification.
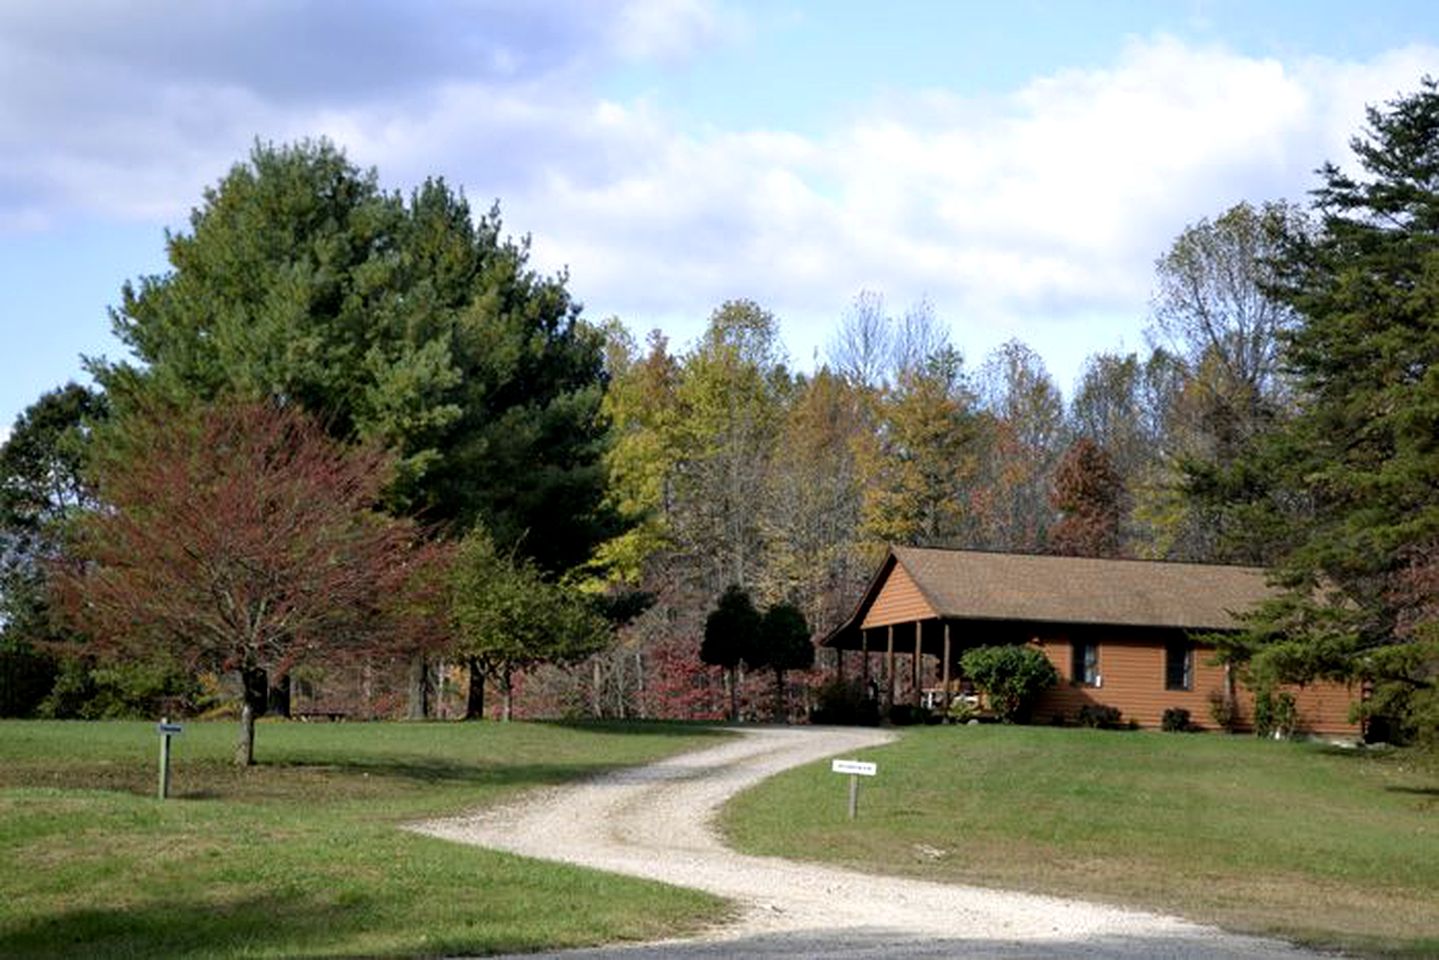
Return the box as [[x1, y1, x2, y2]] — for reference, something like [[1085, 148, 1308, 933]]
[[2, 81, 1436, 745]]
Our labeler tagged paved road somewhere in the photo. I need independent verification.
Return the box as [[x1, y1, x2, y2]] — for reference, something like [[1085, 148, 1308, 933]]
[[416, 726, 1328, 959]]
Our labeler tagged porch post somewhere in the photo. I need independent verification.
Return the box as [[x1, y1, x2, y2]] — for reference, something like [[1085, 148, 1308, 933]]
[[942, 622, 952, 712], [836, 645, 845, 682], [912, 623, 922, 706], [860, 629, 870, 685], [885, 624, 895, 709]]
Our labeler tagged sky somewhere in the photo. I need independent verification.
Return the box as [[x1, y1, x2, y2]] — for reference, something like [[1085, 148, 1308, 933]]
[[2, 0, 1437, 440]]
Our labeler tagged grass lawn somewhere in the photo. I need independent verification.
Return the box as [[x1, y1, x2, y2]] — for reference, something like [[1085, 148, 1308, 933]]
[[722, 725, 1439, 958], [0, 719, 730, 959]]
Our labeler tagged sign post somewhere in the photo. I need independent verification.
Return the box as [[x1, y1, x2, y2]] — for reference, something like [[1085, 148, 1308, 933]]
[[157, 719, 182, 800], [830, 758, 878, 820]]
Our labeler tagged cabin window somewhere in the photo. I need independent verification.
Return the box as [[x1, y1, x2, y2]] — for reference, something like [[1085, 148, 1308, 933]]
[[1072, 642, 1099, 686], [1165, 642, 1193, 691]]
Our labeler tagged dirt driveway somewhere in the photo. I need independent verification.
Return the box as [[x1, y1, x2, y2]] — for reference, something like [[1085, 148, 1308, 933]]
[[415, 726, 1326, 959]]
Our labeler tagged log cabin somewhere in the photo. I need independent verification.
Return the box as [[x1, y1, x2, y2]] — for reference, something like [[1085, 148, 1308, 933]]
[[821, 545, 1361, 737]]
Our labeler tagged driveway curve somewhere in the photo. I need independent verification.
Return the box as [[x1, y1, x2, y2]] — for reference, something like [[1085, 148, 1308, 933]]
[[414, 726, 1326, 959]]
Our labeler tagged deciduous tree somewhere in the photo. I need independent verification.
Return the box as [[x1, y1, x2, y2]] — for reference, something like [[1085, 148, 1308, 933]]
[[1049, 438, 1125, 558], [448, 527, 610, 721], [974, 340, 1066, 551], [53, 400, 426, 765], [759, 368, 868, 634], [1149, 199, 1304, 440], [857, 348, 983, 548], [670, 301, 788, 595]]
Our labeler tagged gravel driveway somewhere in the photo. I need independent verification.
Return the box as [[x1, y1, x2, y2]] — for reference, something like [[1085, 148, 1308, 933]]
[[414, 726, 1329, 959]]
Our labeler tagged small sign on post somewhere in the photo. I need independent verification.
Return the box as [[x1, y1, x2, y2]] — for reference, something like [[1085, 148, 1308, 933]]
[[157, 718, 182, 800], [831, 758, 878, 820]]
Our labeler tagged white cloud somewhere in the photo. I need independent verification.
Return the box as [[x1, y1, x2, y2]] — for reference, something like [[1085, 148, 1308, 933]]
[[486, 35, 1434, 378], [1, 4, 1434, 386], [608, 0, 738, 63]]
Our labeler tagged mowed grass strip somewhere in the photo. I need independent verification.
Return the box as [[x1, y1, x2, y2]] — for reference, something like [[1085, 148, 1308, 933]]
[[722, 725, 1439, 958], [0, 719, 730, 959]]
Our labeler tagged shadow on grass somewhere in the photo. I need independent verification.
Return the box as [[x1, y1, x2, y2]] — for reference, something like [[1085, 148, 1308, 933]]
[[1, 891, 373, 960], [11, 757, 643, 801], [540, 719, 730, 738], [1385, 784, 1439, 797], [297, 757, 631, 787]]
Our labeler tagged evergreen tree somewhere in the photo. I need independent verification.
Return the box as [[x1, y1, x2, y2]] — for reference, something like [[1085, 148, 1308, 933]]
[[700, 584, 761, 721], [100, 139, 612, 575], [1225, 79, 1439, 741], [0, 385, 105, 715], [751, 602, 814, 722]]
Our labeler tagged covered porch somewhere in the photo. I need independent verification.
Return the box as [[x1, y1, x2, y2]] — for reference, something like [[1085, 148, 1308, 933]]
[[824, 614, 1041, 712]]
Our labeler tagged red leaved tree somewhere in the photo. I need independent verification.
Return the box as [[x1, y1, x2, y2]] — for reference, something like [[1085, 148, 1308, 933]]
[[1048, 437, 1125, 558], [54, 399, 436, 765]]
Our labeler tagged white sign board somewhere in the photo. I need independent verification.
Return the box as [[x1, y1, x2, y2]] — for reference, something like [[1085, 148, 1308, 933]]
[[831, 759, 877, 777]]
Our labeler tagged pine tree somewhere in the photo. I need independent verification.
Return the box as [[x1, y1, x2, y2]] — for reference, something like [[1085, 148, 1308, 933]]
[[1227, 79, 1439, 741], [700, 585, 761, 721]]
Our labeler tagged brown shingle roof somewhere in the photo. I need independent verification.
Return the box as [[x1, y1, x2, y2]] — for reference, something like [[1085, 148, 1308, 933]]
[[889, 546, 1272, 631]]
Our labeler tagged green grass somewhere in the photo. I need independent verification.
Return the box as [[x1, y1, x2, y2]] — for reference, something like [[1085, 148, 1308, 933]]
[[0, 719, 731, 958], [722, 725, 1439, 958]]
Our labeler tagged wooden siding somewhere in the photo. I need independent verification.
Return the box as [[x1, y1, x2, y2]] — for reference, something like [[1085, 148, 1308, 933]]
[[861, 562, 938, 628], [1028, 633, 1360, 737]]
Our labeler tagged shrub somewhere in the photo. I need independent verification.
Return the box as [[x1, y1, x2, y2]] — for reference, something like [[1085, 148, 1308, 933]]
[[1077, 704, 1124, 729], [886, 703, 932, 726], [959, 645, 1059, 723], [1255, 689, 1299, 739], [947, 699, 979, 724], [1208, 691, 1240, 732], [809, 677, 879, 726], [38, 656, 203, 719], [1161, 707, 1193, 732]]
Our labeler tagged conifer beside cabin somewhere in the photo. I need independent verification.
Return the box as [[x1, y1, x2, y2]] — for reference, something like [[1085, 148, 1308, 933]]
[[822, 546, 1360, 737]]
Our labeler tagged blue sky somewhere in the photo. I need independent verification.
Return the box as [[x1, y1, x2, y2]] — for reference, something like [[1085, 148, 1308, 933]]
[[2, 0, 1437, 437]]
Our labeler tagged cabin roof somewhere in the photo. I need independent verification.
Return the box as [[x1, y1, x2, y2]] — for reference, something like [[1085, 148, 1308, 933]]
[[823, 546, 1273, 647]]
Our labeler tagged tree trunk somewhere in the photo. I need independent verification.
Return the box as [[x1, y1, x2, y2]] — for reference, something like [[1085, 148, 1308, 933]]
[[465, 657, 486, 720], [267, 672, 291, 718], [501, 665, 514, 722], [236, 699, 256, 766], [436, 658, 447, 719], [634, 649, 645, 720], [407, 653, 430, 720], [592, 658, 604, 718], [725, 665, 738, 722], [236, 666, 267, 766], [774, 667, 786, 723]]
